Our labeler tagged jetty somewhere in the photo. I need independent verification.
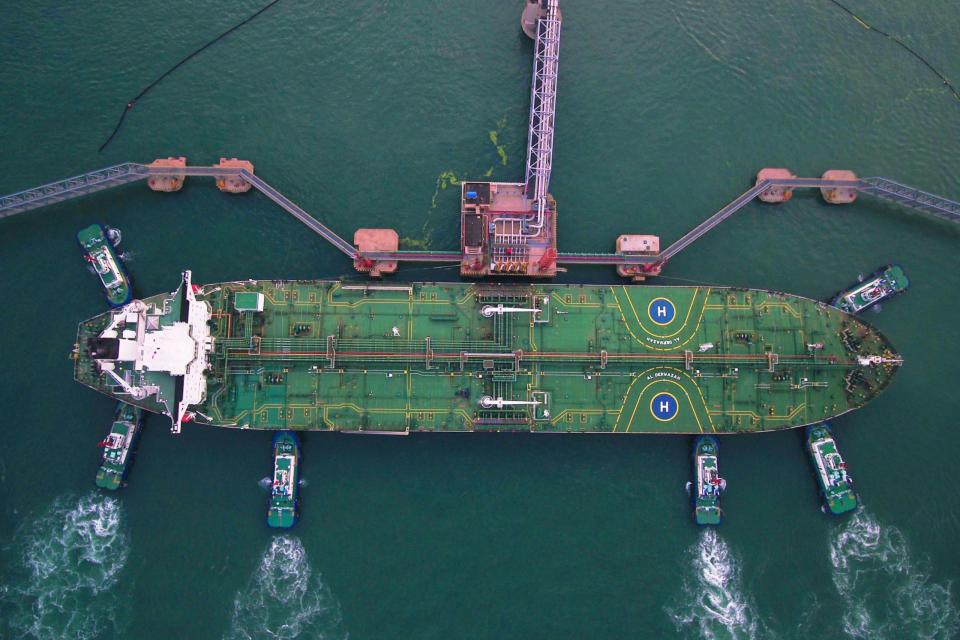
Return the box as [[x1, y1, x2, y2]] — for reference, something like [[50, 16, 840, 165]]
[[2, 0, 959, 280]]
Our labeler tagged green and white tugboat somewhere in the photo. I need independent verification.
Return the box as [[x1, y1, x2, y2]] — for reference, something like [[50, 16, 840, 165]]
[[832, 264, 909, 314], [806, 422, 858, 515], [687, 435, 725, 525], [77, 224, 132, 307], [95, 402, 144, 490], [268, 431, 300, 528]]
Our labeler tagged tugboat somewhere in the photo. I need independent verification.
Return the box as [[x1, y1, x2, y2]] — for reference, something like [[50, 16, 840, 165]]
[[95, 402, 144, 490], [832, 264, 909, 314], [686, 435, 725, 526], [267, 431, 300, 528], [806, 422, 858, 515], [77, 224, 132, 307]]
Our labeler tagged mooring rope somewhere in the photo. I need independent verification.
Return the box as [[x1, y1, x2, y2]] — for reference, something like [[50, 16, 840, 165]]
[[98, 0, 284, 152], [826, 0, 960, 102]]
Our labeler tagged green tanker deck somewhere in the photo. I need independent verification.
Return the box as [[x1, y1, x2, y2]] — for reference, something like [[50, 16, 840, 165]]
[[73, 271, 901, 434]]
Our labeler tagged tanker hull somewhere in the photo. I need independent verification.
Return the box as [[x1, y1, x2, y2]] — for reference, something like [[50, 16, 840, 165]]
[[74, 272, 900, 434]]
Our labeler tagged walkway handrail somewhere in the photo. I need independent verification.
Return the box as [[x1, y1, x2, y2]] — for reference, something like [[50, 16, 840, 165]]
[[3, 163, 958, 270], [660, 182, 769, 261], [239, 171, 358, 258]]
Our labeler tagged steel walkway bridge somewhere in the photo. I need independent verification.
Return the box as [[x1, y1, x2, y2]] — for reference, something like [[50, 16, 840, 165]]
[[523, 0, 561, 203], [0, 163, 359, 258], [518, 0, 561, 239], [2, 162, 959, 269], [658, 177, 960, 263]]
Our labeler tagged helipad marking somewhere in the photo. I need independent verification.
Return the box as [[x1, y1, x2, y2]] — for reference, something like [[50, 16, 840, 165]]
[[651, 392, 679, 422], [647, 297, 676, 326]]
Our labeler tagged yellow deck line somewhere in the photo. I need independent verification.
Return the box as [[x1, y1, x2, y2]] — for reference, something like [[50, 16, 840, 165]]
[[709, 403, 807, 422], [612, 368, 713, 433], [611, 288, 711, 352], [620, 286, 701, 339]]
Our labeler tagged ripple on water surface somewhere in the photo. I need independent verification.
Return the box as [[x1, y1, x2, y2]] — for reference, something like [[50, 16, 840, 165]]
[[0, 492, 130, 640], [667, 529, 766, 640], [225, 535, 347, 640], [830, 509, 959, 640]]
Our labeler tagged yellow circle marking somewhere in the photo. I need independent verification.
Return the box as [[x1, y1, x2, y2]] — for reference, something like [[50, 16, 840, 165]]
[[647, 297, 676, 326]]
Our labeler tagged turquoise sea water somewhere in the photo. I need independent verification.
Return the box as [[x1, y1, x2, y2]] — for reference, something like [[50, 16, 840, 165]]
[[2, 1, 960, 638]]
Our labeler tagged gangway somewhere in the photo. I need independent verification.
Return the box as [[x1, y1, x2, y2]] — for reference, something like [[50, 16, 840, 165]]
[[659, 183, 769, 262], [237, 171, 357, 258]]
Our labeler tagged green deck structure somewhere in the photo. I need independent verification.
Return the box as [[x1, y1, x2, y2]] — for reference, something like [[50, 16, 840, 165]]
[[807, 423, 858, 514], [95, 402, 143, 490], [76, 224, 131, 307], [267, 431, 299, 528], [74, 272, 901, 434], [832, 264, 909, 314], [692, 436, 724, 525]]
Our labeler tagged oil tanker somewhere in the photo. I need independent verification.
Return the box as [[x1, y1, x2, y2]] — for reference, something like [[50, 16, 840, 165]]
[[73, 272, 901, 434]]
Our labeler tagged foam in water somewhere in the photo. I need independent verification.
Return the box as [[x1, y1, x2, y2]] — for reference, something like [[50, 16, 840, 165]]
[[258, 476, 273, 491], [667, 529, 764, 640], [830, 509, 959, 640], [225, 535, 347, 640], [0, 492, 129, 640]]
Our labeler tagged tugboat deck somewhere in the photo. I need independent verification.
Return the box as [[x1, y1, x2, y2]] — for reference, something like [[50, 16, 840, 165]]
[[832, 264, 909, 314], [76, 224, 131, 307], [807, 423, 858, 514]]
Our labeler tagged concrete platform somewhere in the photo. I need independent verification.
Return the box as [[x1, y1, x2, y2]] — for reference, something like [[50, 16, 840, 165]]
[[354, 228, 398, 277], [821, 169, 858, 204], [521, 0, 561, 38], [521, 1, 541, 38], [147, 157, 186, 192], [215, 158, 254, 193], [616, 234, 661, 281], [756, 168, 795, 203]]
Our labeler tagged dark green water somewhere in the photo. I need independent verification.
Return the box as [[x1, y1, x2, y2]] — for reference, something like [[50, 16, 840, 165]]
[[2, 1, 960, 638]]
